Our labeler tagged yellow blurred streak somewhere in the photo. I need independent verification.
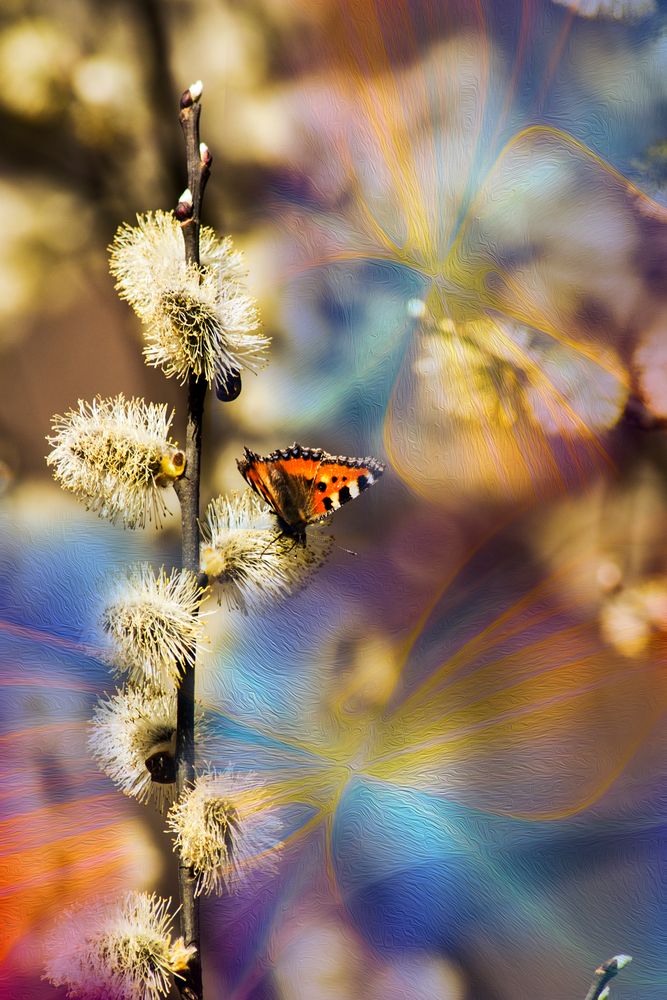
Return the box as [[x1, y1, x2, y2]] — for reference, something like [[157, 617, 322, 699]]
[[367, 656, 665, 820], [331, 34, 494, 273], [384, 559, 604, 725], [375, 630, 627, 756]]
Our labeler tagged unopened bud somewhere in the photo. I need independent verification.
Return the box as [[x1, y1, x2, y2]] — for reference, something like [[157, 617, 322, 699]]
[[180, 79, 203, 108], [200, 142, 212, 167], [175, 188, 193, 221]]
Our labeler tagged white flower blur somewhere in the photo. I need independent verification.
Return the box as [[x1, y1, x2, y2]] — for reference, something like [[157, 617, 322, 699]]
[[551, 0, 655, 18], [599, 579, 667, 657], [89, 685, 206, 812], [43, 891, 195, 1000], [166, 770, 282, 896], [47, 394, 184, 528], [201, 491, 332, 612], [109, 211, 269, 385], [99, 564, 206, 688]]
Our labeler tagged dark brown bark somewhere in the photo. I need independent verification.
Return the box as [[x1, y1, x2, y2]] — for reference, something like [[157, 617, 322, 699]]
[[172, 82, 212, 1000]]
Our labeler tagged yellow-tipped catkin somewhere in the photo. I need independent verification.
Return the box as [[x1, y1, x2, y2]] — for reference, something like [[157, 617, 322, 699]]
[[166, 770, 282, 896], [89, 684, 207, 813], [109, 211, 269, 385], [99, 565, 207, 688], [201, 491, 332, 612], [44, 891, 195, 1000], [47, 394, 183, 528]]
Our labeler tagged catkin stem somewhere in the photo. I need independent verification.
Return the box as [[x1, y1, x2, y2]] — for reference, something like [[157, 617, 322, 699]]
[[172, 83, 211, 1000]]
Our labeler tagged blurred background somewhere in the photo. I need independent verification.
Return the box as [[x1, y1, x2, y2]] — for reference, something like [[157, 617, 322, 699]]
[[2, 0, 667, 997]]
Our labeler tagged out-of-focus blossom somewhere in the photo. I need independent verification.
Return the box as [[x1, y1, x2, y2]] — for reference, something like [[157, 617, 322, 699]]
[[274, 27, 644, 503], [531, 472, 667, 620], [272, 907, 466, 1000], [0, 18, 76, 119], [385, 305, 626, 502], [109, 212, 268, 386], [271, 910, 372, 1000], [368, 954, 465, 1000], [0, 180, 91, 336], [322, 624, 401, 720], [71, 55, 141, 145], [634, 320, 667, 419], [44, 891, 194, 1000], [600, 579, 667, 657]]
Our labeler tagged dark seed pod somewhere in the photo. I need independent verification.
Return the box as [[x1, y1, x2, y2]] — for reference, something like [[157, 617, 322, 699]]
[[216, 369, 242, 402], [145, 750, 176, 784]]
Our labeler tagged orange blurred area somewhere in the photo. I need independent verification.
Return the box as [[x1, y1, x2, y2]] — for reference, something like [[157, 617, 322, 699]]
[[0, 807, 160, 970]]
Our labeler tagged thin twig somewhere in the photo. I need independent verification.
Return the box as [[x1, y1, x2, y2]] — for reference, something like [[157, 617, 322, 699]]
[[172, 79, 211, 1000], [584, 955, 632, 1000]]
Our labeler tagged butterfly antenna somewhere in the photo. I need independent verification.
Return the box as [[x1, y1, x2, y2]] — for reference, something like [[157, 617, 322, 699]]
[[259, 533, 282, 558], [332, 539, 357, 557]]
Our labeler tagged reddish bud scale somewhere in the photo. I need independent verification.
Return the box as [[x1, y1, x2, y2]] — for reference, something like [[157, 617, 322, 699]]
[[175, 201, 193, 222]]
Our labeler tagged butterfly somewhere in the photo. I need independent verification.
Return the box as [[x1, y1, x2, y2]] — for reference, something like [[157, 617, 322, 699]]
[[237, 443, 384, 545]]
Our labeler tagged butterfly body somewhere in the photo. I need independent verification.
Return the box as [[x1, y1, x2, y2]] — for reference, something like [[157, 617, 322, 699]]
[[237, 443, 384, 545]]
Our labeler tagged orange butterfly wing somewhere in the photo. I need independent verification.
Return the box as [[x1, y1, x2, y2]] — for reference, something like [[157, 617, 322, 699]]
[[307, 458, 384, 520], [238, 444, 384, 529]]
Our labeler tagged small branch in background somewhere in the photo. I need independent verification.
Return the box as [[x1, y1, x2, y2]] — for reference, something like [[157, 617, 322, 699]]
[[584, 955, 632, 1000], [172, 79, 211, 1000], [177, 81, 210, 269]]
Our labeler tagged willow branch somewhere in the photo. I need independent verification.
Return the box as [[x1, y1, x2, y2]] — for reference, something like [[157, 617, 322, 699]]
[[172, 79, 211, 1000], [584, 955, 632, 1000]]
